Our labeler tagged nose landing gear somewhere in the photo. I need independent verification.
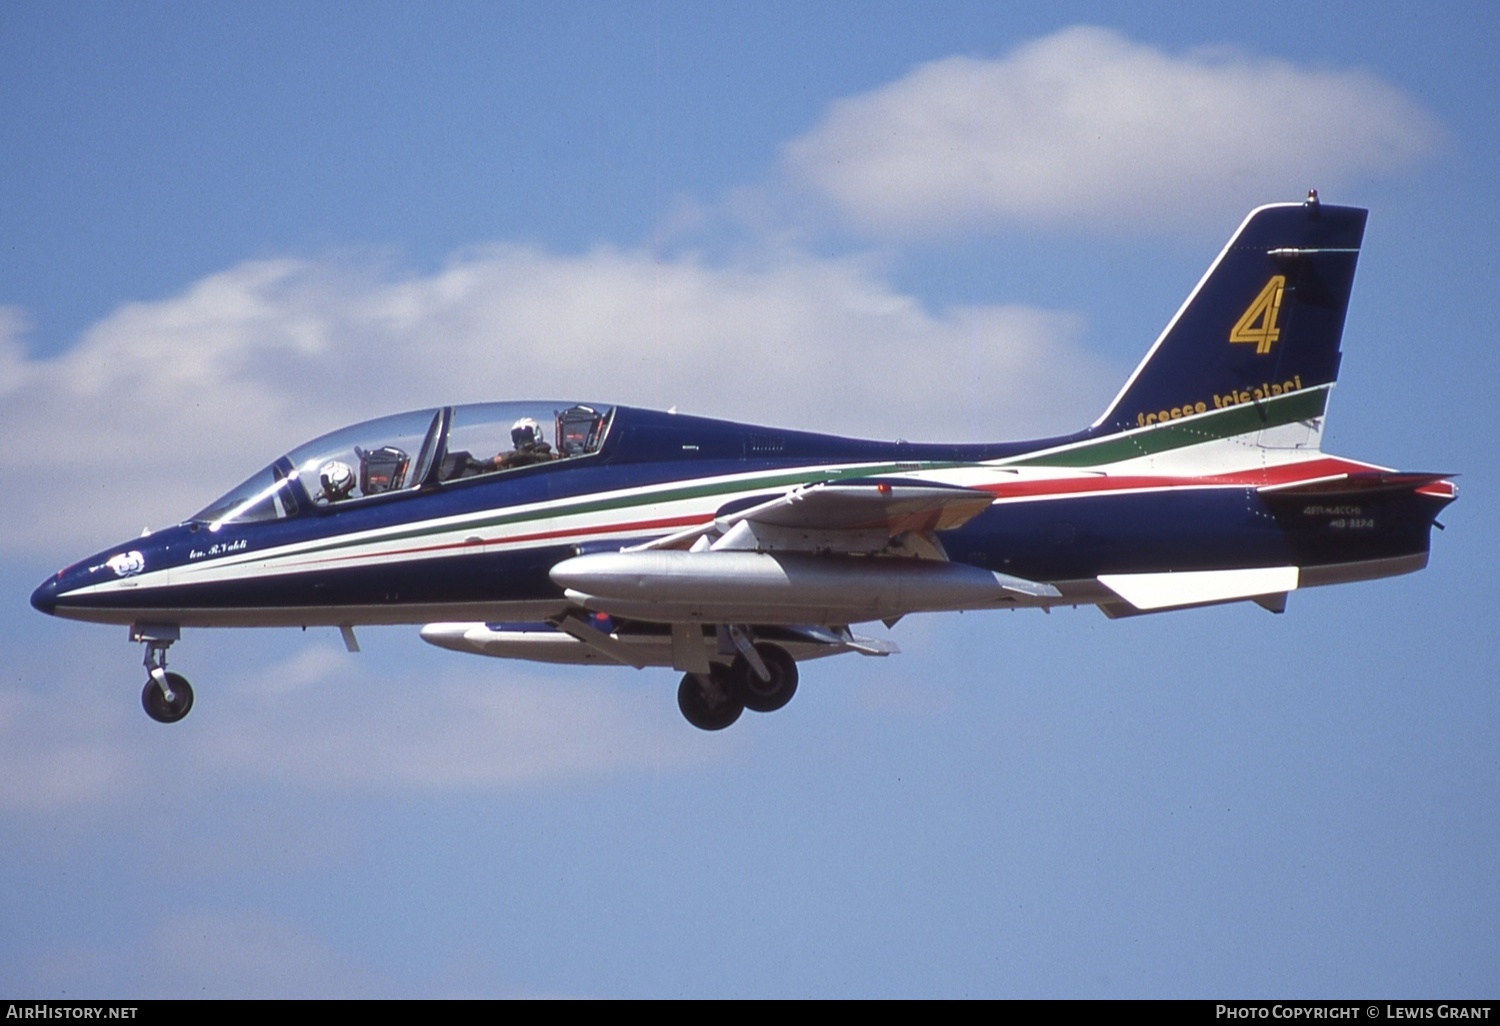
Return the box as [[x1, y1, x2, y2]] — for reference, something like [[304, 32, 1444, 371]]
[[133, 623, 194, 724]]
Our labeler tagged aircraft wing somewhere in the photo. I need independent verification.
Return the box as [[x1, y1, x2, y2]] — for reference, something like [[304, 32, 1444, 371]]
[[628, 479, 995, 559], [556, 480, 1055, 634]]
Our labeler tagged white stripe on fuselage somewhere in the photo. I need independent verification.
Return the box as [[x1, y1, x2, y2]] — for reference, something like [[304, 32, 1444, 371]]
[[62, 436, 1358, 601]]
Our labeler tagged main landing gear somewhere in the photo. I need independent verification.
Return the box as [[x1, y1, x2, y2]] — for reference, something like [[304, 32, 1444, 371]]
[[676, 641, 800, 731], [677, 665, 743, 731], [134, 624, 194, 724]]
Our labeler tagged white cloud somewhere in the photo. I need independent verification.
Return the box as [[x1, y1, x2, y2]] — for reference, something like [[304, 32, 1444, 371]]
[[0, 244, 1107, 558], [0, 641, 701, 812], [783, 26, 1441, 235]]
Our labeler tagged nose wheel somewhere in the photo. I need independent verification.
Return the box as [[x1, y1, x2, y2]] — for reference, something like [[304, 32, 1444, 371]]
[[142, 672, 194, 723], [134, 624, 194, 724]]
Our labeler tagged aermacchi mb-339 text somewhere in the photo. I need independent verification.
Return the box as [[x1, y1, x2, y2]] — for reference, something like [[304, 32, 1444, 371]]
[[31, 194, 1456, 730]]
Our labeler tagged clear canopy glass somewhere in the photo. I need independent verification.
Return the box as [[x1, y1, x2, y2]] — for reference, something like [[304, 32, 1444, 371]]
[[192, 402, 613, 527]]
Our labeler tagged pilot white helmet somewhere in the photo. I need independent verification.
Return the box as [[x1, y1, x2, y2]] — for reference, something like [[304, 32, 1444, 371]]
[[319, 460, 355, 499], [511, 417, 542, 448]]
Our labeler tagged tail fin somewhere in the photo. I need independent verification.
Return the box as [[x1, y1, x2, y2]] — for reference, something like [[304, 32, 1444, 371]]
[[1094, 196, 1367, 439]]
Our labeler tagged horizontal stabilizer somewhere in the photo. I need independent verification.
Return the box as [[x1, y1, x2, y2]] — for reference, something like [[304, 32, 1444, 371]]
[[1098, 566, 1299, 612], [1259, 471, 1457, 498]]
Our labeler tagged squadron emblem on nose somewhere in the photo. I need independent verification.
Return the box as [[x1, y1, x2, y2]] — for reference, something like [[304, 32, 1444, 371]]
[[105, 551, 146, 577]]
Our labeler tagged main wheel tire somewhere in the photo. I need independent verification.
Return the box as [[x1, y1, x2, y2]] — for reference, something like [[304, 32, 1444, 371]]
[[141, 673, 194, 724], [730, 643, 799, 713], [677, 667, 744, 731]]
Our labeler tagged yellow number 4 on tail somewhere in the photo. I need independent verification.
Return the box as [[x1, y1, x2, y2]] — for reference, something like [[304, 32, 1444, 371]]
[[1230, 275, 1286, 355]]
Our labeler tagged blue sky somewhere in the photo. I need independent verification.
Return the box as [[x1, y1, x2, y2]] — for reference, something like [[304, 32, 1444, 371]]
[[2, 1, 1496, 998]]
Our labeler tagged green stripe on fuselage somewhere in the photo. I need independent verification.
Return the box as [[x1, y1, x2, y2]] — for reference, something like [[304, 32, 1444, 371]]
[[189, 389, 1330, 573], [1005, 387, 1329, 469]]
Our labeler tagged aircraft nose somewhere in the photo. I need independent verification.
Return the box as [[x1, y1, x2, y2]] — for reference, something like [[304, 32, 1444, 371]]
[[30, 574, 61, 615]]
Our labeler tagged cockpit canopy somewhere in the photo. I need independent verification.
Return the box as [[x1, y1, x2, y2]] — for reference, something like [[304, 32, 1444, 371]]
[[192, 402, 613, 527]]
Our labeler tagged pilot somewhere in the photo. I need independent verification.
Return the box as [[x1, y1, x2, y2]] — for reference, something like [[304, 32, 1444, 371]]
[[493, 417, 556, 469], [318, 460, 356, 503]]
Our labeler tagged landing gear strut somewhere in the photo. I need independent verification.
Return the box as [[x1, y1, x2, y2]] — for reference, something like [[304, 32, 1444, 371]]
[[134, 624, 193, 724]]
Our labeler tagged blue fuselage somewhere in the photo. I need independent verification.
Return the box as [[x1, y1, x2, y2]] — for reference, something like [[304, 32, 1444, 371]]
[[30, 405, 1450, 629]]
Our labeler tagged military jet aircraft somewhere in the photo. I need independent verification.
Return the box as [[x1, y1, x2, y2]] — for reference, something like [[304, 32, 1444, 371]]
[[31, 195, 1455, 730]]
